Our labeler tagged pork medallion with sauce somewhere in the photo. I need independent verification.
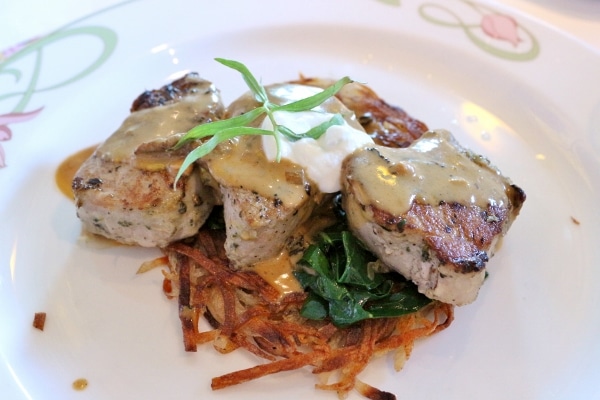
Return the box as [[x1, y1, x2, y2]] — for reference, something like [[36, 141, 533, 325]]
[[341, 129, 526, 306], [72, 73, 224, 247], [202, 83, 363, 267]]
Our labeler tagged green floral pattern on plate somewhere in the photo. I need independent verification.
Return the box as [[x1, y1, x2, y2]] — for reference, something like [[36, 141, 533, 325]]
[[0, 26, 117, 167]]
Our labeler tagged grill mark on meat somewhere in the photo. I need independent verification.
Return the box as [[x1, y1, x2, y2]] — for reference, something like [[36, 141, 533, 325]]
[[72, 177, 103, 191], [368, 201, 513, 273]]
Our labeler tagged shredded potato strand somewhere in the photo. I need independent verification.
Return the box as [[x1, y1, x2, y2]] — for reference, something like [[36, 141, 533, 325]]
[[163, 230, 453, 399]]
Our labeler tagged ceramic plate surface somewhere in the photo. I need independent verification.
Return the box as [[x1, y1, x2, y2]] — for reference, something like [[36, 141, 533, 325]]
[[1, 0, 599, 399]]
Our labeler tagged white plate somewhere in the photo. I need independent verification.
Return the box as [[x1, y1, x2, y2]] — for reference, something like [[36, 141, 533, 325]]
[[1, 0, 599, 399]]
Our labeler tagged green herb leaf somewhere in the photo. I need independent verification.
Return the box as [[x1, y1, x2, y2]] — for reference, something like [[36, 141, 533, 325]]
[[269, 113, 345, 143], [275, 76, 353, 112], [174, 126, 274, 183], [275, 124, 304, 141], [302, 113, 344, 140], [174, 107, 266, 149], [215, 58, 269, 104]]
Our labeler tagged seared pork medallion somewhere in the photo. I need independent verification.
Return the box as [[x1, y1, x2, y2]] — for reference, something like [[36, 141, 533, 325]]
[[204, 135, 322, 267], [342, 130, 526, 305], [72, 73, 224, 247], [205, 83, 367, 267]]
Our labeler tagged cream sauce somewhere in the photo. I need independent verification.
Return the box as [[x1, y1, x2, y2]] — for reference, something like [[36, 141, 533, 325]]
[[97, 91, 220, 164], [249, 202, 339, 294], [252, 252, 303, 294], [347, 129, 510, 214], [204, 135, 310, 207], [55, 145, 97, 199], [72, 378, 88, 391], [261, 110, 373, 193]]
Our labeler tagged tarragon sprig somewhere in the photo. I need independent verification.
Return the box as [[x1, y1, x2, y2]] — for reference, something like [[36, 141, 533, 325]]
[[173, 58, 353, 184]]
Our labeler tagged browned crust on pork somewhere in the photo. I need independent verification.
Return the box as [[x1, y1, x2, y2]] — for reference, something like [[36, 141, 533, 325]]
[[131, 72, 219, 112], [370, 202, 502, 273], [363, 182, 525, 274], [293, 77, 428, 148], [74, 160, 190, 210]]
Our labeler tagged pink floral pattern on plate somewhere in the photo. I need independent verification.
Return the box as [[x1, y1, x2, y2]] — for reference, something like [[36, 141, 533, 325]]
[[419, 0, 539, 61], [0, 108, 44, 167], [480, 13, 521, 46]]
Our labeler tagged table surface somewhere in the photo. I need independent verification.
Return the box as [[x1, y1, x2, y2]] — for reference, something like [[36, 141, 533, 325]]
[[1, 0, 599, 53]]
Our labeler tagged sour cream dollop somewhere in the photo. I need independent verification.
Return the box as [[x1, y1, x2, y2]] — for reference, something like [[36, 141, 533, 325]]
[[261, 110, 374, 193]]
